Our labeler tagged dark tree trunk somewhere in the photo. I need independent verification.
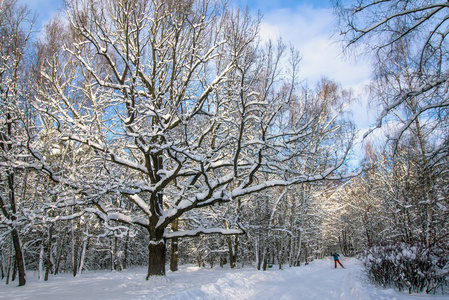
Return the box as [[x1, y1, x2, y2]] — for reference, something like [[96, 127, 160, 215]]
[[169, 218, 179, 272], [147, 238, 166, 278], [113, 236, 121, 271], [169, 237, 179, 272], [262, 251, 268, 271], [226, 235, 236, 268], [54, 230, 67, 275], [146, 155, 167, 279], [11, 229, 25, 286], [0, 254, 4, 280], [233, 236, 239, 267], [123, 230, 129, 270], [12, 256, 17, 282], [9, 174, 26, 286], [224, 221, 236, 268], [44, 225, 53, 281], [72, 227, 78, 277], [6, 251, 13, 284], [146, 225, 166, 279]]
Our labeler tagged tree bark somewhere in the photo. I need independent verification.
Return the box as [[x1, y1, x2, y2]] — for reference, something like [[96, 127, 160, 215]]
[[44, 225, 53, 281], [79, 236, 88, 274], [147, 239, 166, 278], [0, 253, 4, 280], [226, 235, 236, 268], [6, 245, 13, 284], [11, 229, 26, 286], [146, 226, 166, 279], [256, 237, 261, 270], [295, 228, 303, 267], [123, 230, 129, 270], [6, 169, 26, 286], [38, 243, 44, 280], [54, 229, 67, 275], [71, 220, 78, 277], [169, 218, 179, 272], [224, 220, 236, 268]]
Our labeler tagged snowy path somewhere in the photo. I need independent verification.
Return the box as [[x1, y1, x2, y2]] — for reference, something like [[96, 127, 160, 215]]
[[171, 258, 444, 300], [1, 257, 446, 299]]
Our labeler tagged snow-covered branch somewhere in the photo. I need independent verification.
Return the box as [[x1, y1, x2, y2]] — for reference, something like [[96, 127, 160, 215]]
[[164, 227, 244, 239]]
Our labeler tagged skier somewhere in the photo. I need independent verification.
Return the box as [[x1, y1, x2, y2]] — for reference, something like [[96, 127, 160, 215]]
[[331, 252, 344, 269]]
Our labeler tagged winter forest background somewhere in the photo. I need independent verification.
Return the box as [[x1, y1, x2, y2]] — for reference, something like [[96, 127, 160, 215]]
[[1, 0, 448, 295]]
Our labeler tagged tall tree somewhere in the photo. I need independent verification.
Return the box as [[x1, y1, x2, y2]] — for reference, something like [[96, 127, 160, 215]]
[[337, 0, 449, 164], [0, 0, 36, 286], [28, 0, 355, 279], [337, 0, 449, 247]]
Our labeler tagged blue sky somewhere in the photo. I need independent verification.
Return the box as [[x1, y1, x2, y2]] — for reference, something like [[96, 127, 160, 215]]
[[21, 0, 63, 26], [24, 0, 332, 21], [26, 0, 333, 26], [23, 0, 366, 87], [236, 0, 331, 10], [21, 0, 374, 133]]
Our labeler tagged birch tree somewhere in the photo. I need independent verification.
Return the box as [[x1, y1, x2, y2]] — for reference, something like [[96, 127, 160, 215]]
[[337, 0, 449, 169], [28, 0, 355, 279], [337, 0, 449, 247]]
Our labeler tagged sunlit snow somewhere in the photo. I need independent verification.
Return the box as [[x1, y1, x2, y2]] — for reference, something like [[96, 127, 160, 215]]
[[2, 257, 446, 300]]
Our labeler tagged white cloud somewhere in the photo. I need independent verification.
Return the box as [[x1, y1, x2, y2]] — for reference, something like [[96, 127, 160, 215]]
[[259, 4, 376, 138], [259, 5, 372, 88], [20, 0, 64, 30]]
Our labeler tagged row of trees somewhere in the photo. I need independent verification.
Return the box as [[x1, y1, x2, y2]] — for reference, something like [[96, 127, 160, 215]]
[[334, 0, 449, 254], [333, 0, 449, 292]]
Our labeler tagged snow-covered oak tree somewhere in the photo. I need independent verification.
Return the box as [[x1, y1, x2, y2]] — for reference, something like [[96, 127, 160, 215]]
[[29, 0, 355, 278]]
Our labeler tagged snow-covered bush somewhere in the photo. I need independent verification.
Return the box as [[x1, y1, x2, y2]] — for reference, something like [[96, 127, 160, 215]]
[[361, 243, 449, 294]]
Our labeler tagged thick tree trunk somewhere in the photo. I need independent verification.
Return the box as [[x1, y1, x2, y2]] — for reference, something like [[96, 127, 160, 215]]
[[147, 239, 166, 278], [169, 238, 179, 272], [147, 156, 167, 279], [146, 226, 166, 279]]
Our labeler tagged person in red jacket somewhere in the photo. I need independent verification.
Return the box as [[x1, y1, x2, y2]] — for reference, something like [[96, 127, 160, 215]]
[[331, 252, 345, 269]]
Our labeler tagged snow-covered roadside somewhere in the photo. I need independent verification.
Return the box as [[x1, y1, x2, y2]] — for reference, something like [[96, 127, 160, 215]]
[[1, 257, 447, 299]]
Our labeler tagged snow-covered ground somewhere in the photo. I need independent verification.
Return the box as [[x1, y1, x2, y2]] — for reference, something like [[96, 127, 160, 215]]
[[1, 257, 447, 299]]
